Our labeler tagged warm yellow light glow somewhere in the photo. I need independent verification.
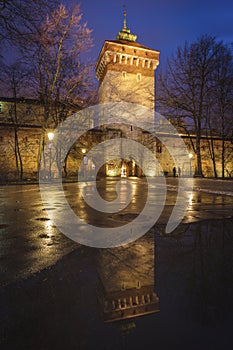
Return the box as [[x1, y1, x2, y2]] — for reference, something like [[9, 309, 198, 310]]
[[148, 170, 156, 177], [107, 169, 116, 176], [188, 193, 193, 207], [82, 148, 86, 154], [189, 153, 193, 159], [121, 165, 127, 177], [48, 132, 54, 141]]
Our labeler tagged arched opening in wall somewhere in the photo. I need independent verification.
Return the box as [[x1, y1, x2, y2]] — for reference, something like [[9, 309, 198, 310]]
[[121, 159, 142, 178]]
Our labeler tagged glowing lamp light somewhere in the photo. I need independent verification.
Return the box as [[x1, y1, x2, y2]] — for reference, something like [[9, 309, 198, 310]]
[[82, 148, 86, 154], [189, 153, 193, 159], [48, 132, 54, 141], [148, 170, 156, 177]]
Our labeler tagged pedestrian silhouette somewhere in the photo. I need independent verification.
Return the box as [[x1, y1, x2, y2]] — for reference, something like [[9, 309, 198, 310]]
[[178, 167, 181, 177], [173, 167, 176, 177]]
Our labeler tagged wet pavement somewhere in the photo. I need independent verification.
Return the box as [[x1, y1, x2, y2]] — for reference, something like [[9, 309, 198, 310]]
[[0, 178, 233, 349]]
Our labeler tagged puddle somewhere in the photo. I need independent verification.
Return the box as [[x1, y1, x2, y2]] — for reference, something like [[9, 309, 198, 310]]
[[0, 224, 9, 229], [42, 208, 56, 211]]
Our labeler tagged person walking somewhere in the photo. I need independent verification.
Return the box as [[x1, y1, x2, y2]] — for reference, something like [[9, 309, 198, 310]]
[[173, 167, 176, 177], [178, 166, 181, 177]]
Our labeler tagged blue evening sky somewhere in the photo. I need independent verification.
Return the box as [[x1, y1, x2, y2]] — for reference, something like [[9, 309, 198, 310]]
[[76, 0, 233, 67]]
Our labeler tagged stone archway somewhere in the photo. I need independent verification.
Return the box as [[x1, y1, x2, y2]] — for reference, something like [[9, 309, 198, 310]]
[[121, 159, 142, 177]]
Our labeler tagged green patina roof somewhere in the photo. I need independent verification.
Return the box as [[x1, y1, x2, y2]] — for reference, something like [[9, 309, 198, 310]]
[[116, 10, 137, 42]]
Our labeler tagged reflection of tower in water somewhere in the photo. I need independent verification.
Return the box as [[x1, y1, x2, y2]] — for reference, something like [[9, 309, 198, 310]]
[[96, 229, 159, 324]]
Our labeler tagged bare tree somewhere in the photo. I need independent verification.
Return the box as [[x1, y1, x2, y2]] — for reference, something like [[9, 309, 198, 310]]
[[157, 35, 233, 177], [23, 3, 95, 178], [28, 3, 94, 127], [212, 45, 233, 177], [0, 0, 58, 44], [0, 63, 30, 179]]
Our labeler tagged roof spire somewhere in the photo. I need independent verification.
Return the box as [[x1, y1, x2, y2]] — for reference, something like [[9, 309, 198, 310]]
[[116, 7, 137, 42], [123, 8, 127, 29]]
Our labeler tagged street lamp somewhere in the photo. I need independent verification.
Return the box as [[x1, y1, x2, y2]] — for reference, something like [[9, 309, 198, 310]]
[[189, 153, 193, 176], [48, 132, 54, 179], [48, 132, 54, 142], [81, 148, 88, 180]]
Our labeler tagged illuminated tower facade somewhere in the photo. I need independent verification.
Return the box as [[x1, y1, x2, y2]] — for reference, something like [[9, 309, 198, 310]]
[[95, 11, 160, 110], [95, 12, 160, 177]]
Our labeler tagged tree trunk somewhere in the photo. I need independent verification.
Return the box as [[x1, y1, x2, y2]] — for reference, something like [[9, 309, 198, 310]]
[[195, 133, 203, 177], [14, 127, 23, 180], [221, 138, 225, 178]]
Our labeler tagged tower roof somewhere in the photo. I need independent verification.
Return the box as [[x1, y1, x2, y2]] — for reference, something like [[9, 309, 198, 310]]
[[116, 10, 137, 42]]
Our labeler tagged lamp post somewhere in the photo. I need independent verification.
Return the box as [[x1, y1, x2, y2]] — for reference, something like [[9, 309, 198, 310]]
[[48, 132, 54, 179], [188, 153, 193, 176], [82, 148, 88, 180]]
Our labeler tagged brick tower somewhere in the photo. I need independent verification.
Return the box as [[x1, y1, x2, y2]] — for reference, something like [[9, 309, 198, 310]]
[[95, 11, 160, 177], [96, 11, 160, 110]]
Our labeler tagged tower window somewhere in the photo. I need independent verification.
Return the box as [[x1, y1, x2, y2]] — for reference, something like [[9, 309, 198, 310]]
[[122, 71, 126, 80], [137, 73, 141, 81], [26, 106, 32, 115]]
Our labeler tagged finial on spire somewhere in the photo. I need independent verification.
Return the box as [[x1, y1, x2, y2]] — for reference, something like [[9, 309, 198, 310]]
[[116, 6, 137, 42], [123, 4, 127, 29], [123, 9, 127, 29]]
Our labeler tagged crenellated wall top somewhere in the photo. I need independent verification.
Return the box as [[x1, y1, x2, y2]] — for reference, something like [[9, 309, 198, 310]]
[[96, 40, 160, 81]]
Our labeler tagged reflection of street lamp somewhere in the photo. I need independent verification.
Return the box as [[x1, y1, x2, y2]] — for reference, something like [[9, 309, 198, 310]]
[[189, 153, 193, 176], [48, 132, 54, 179]]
